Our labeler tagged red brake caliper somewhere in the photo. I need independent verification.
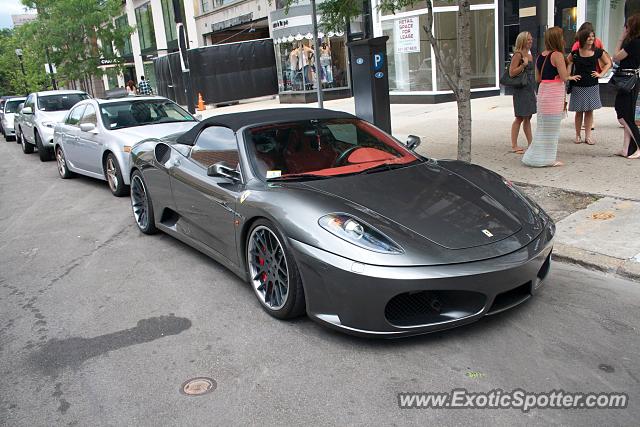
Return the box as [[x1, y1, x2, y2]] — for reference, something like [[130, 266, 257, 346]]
[[260, 245, 267, 285]]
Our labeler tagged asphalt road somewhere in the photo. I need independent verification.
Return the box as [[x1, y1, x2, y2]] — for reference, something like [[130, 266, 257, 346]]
[[1, 138, 639, 426]]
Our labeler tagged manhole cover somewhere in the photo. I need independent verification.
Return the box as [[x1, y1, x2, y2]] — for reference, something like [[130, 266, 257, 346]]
[[180, 377, 216, 396], [591, 212, 615, 220]]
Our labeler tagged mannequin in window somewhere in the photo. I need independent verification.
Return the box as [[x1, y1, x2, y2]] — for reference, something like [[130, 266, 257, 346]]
[[320, 42, 333, 85], [289, 42, 314, 90]]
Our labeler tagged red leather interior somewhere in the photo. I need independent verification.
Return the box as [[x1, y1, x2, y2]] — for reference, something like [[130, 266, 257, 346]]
[[284, 130, 337, 174]]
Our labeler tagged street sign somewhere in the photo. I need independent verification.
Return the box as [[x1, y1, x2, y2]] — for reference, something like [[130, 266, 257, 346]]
[[44, 63, 57, 74]]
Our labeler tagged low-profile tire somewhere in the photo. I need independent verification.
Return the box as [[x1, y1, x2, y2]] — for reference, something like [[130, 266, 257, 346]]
[[36, 132, 54, 161], [246, 219, 306, 319], [20, 130, 34, 154], [104, 153, 128, 197], [55, 146, 74, 179], [130, 170, 157, 235]]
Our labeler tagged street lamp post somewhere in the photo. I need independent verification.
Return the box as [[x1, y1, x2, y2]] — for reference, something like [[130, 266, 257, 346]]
[[15, 49, 27, 94]]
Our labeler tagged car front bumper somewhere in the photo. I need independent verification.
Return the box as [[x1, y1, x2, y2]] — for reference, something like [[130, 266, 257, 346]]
[[290, 230, 554, 338]]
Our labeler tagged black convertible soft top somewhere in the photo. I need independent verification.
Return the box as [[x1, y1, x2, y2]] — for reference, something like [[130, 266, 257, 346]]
[[176, 107, 356, 146]]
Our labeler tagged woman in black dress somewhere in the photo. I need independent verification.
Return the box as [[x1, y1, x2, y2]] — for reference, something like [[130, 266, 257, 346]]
[[567, 29, 611, 145], [614, 14, 640, 159]]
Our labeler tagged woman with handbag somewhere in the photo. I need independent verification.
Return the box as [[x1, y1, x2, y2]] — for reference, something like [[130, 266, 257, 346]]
[[567, 29, 611, 145], [522, 27, 581, 168], [509, 32, 536, 154], [613, 14, 640, 159]]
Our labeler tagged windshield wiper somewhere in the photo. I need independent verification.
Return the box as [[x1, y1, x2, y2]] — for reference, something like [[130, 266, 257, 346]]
[[267, 173, 331, 182]]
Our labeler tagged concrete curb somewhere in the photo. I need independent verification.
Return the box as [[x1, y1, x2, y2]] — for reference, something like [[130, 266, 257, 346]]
[[552, 243, 640, 282]]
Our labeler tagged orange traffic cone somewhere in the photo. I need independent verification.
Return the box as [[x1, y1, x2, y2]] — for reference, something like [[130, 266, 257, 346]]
[[197, 93, 205, 111]]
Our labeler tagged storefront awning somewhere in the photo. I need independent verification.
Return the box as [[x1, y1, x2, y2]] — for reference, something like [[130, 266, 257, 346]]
[[270, 4, 343, 44]]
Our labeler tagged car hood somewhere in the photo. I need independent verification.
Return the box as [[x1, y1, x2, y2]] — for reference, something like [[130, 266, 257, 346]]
[[300, 162, 523, 250], [111, 122, 198, 141], [38, 110, 68, 124]]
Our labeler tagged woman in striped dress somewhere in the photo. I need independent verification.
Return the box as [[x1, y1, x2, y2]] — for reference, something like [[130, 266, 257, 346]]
[[522, 27, 581, 167]]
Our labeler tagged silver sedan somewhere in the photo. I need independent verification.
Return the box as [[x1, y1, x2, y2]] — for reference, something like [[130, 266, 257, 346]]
[[53, 96, 200, 196]]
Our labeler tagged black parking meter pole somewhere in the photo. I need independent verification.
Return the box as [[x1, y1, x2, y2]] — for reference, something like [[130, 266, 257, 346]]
[[347, 36, 391, 133], [174, 0, 196, 114]]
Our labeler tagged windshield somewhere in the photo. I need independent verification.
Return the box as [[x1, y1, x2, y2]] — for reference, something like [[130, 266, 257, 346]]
[[38, 93, 89, 111], [245, 118, 420, 180], [100, 100, 196, 130], [5, 100, 25, 113]]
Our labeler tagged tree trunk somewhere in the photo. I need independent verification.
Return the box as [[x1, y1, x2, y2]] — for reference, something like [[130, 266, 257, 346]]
[[456, 0, 472, 162]]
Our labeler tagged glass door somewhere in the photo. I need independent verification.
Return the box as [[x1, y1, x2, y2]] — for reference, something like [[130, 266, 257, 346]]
[[555, 0, 578, 53]]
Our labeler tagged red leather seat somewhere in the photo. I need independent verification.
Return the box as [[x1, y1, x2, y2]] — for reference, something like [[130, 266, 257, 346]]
[[284, 130, 337, 174]]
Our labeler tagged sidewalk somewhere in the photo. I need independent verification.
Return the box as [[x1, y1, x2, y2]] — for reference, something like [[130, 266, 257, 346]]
[[200, 95, 640, 280]]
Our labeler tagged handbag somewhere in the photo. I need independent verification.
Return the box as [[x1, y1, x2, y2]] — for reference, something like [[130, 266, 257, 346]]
[[500, 52, 529, 88], [610, 68, 639, 93]]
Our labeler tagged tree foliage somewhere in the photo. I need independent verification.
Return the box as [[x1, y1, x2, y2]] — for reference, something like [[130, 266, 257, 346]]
[[19, 0, 133, 86], [0, 27, 49, 95]]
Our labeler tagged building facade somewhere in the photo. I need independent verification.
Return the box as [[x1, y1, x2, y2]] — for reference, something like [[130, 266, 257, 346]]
[[100, 0, 199, 92], [194, 0, 275, 46], [502, 1, 639, 63]]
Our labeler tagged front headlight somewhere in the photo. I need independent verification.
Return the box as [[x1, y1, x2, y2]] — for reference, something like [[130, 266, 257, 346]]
[[319, 213, 404, 254], [42, 121, 55, 129]]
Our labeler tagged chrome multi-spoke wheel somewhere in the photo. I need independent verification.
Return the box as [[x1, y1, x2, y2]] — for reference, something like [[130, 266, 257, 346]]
[[248, 225, 290, 310], [130, 171, 156, 234], [104, 153, 127, 197], [56, 146, 72, 178], [106, 157, 118, 192]]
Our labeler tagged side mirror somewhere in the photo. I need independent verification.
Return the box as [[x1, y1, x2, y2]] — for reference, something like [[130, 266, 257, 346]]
[[21, 106, 33, 115], [406, 135, 421, 151], [207, 161, 240, 181], [80, 123, 96, 132]]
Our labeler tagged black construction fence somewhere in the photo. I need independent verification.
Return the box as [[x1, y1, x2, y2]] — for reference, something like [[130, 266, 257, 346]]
[[154, 38, 278, 107]]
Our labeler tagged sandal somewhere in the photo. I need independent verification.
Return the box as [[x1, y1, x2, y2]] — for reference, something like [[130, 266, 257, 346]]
[[585, 138, 595, 145], [628, 151, 640, 159], [574, 136, 582, 144], [510, 146, 525, 154], [551, 161, 564, 167]]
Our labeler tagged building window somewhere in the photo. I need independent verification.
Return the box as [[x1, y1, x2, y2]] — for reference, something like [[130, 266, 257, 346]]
[[162, 0, 178, 42], [135, 3, 157, 51], [201, 0, 210, 13], [115, 15, 132, 56], [378, 3, 497, 94]]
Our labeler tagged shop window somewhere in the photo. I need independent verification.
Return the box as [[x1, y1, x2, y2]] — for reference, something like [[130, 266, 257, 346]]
[[434, 9, 496, 90], [382, 15, 433, 92], [135, 3, 157, 51], [275, 36, 349, 93]]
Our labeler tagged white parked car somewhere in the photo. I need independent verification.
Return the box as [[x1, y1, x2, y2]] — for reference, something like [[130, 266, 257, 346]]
[[16, 90, 89, 161], [54, 96, 200, 196], [1, 97, 26, 141]]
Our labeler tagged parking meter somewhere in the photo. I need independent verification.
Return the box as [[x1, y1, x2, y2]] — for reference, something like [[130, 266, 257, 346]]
[[347, 36, 391, 134]]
